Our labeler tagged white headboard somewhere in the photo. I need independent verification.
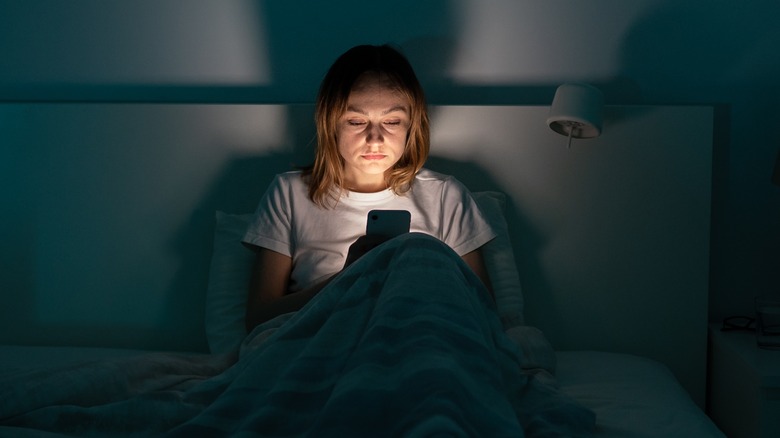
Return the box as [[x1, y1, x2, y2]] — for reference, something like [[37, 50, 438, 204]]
[[0, 103, 712, 405]]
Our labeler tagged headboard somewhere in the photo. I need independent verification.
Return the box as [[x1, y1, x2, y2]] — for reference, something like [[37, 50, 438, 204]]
[[0, 103, 713, 406]]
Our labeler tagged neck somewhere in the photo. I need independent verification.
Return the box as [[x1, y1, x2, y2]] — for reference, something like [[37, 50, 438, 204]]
[[344, 174, 388, 193], [346, 181, 388, 193]]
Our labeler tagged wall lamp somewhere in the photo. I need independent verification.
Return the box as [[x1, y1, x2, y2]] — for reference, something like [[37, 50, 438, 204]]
[[547, 83, 604, 148]]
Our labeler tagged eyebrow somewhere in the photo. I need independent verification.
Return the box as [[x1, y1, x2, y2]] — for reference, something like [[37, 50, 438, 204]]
[[345, 105, 408, 116]]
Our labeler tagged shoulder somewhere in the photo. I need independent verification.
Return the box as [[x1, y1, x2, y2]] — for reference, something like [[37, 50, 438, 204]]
[[259, 171, 311, 210], [414, 168, 453, 183], [267, 170, 308, 194], [414, 168, 469, 194], [273, 170, 305, 186]]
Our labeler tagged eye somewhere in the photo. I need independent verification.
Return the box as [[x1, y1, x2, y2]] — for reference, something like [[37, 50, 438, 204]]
[[384, 120, 402, 126], [347, 119, 366, 126]]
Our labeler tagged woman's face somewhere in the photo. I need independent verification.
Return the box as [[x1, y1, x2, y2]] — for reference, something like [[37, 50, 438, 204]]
[[337, 75, 411, 192]]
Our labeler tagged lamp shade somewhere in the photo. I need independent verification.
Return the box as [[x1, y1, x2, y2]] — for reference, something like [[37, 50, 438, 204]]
[[547, 83, 604, 139]]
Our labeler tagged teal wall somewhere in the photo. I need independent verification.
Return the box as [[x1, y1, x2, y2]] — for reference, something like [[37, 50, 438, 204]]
[[1, 0, 778, 333]]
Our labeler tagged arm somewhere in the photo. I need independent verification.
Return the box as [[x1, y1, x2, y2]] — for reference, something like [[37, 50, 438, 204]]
[[245, 232, 381, 333], [462, 247, 494, 299], [244, 247, 333, 333]]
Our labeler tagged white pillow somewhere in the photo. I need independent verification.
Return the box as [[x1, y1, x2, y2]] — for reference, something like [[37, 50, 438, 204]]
[[204, 191, 524, 354], [205, 211, 255, 354], [472, 191, 525, 328]]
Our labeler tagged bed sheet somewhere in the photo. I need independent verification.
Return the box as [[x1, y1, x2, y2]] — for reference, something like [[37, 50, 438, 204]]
[[556, 351, 724, 438], [0, 348, 726, 437]]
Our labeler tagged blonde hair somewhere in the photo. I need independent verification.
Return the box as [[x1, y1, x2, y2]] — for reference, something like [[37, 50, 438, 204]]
[[305, 45, 430, 208]]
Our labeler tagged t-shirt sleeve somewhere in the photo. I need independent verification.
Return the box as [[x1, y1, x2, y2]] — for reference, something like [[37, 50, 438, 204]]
[[439, 177, 497, 256], [241, 175, 294, 257]]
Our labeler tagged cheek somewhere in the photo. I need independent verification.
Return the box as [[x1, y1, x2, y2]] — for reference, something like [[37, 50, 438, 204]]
[[396, 129, 411, 151], [336, 139, 348, 159], [336, 131, 352, 149], [336, 133, 358, 161]]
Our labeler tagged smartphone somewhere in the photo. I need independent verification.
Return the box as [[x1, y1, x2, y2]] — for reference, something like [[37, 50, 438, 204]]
[[366, 209, 411, 239]]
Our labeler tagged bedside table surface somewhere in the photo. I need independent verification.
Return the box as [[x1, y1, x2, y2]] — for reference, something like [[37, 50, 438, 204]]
[[709, 324, 780, 387]]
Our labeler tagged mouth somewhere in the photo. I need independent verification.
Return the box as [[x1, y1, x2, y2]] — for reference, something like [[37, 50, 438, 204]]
[[361, 154, 387, 161]]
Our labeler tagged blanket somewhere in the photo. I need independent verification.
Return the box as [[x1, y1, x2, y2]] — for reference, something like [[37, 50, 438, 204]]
[[1, 233, 594, 437]]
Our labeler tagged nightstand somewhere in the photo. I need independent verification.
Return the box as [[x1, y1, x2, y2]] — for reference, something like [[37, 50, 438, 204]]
[[708, 323, 780, 438]]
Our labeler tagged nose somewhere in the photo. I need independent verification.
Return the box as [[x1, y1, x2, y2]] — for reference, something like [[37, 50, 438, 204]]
[[365, 122, 383, 147]]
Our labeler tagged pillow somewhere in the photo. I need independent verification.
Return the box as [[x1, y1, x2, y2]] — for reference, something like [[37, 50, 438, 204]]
[[205, 211, 255, 354], [472, 191, 525, 328], [204, 191, 525, 354]]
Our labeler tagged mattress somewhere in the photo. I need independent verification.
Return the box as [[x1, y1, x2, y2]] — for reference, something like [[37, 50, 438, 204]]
[[0, 345, 723, 437], [556, 351, 724, 437]]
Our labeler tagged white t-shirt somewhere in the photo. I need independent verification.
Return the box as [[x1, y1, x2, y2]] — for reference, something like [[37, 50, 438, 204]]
[[242, 168, 496, 292]]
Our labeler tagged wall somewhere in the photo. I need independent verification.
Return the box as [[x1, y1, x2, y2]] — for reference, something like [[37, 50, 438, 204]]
[[1, 1, 778, 328], [0, 103, 309, 352]]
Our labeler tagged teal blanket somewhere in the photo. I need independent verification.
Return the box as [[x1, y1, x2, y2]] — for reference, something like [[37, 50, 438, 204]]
[[1, 233, 594, 437]]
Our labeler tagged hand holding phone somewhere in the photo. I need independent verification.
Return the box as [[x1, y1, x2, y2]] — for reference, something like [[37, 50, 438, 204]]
[[344, 210, 411, 268]]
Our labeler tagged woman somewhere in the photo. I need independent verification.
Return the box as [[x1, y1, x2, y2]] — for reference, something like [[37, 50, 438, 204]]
[[242, 44, 496, 332]]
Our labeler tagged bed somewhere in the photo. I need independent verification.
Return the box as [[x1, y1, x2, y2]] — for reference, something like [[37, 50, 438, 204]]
[[0, 351, 724, 438], [0, 103, 723, 436]]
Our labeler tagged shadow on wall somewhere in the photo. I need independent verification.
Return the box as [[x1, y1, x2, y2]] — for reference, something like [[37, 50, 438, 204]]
[[617, 1, 780, 319], [163, 106, 316, 352], [0, 121, 36, 343], [248, 0, 461, 104], [617, 1, 778, 102]]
